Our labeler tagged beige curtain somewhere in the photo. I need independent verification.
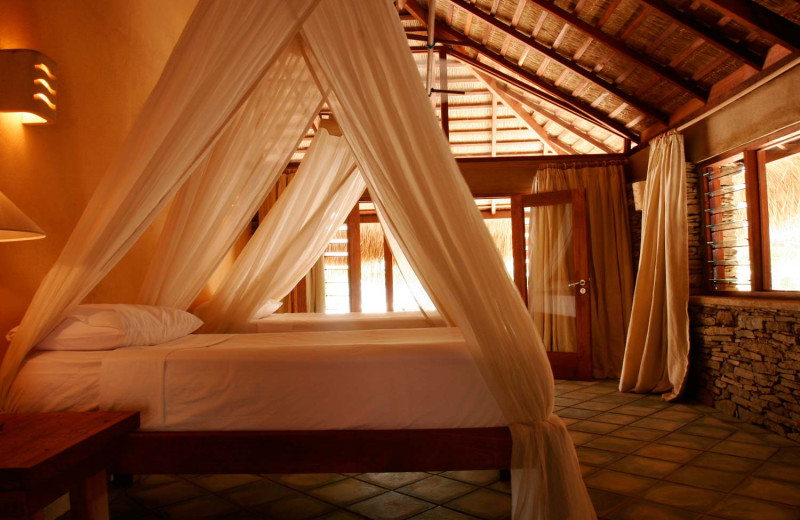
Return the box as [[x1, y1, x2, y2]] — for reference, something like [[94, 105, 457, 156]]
[[303, 2, 594, 517], [528, 203, 576, 352], [532, 162, 634, 379], [620, 132, 690, 401]]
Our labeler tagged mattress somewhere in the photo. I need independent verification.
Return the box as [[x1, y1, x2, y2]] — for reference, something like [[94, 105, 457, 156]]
[[249, 311, 445, 333], [8, 328, 504, 432]]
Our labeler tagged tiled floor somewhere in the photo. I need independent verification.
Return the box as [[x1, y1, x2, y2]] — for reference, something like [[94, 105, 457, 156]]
[[89, 380, 800, 520]]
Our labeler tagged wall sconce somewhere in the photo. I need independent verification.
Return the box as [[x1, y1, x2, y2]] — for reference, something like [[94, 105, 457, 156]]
[[0, 49, 57, 125], [0, 191, 46, 242]]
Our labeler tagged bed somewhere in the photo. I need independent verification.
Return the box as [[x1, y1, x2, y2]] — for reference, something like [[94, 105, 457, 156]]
[[248, 310, 445, 332], [8, 328, 512, 474]]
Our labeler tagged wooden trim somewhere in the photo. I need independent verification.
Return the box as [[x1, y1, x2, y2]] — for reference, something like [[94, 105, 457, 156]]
[[384, 239, 394, 312], [439, 47, 450, 139], [510, 195, 527, 302], [699, 0, 800, 55], [347, 205, 362, 313], [756, 149, 772, 291], [690, 293, 800, 311], [114, 428, 512, 475], [570, 189, 593, 381], [743, 150, 763, 291]]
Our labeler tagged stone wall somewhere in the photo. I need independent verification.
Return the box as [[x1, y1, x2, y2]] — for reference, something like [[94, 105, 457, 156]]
[[688, 299, 800, 441]]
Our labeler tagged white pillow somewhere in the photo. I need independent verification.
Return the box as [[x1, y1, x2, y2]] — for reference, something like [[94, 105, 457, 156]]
[[36, 304, 204, 351], [254, 299, 284, 319]]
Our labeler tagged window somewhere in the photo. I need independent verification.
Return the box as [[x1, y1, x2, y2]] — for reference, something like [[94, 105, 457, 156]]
[[700, 128, 800, 293]]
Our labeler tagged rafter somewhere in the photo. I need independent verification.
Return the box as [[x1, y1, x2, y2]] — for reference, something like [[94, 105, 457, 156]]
[[403, 0, 640, 141], [636, 0, 764, 69], [484, 75, 619, 153], [523, 0, 708, 101], [444, 0, 670, 123], [699, 0, 800, 54], [475, 69, 576, 154]]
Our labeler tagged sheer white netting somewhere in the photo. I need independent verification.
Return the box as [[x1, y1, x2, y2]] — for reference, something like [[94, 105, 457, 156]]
[[198, 129, 363, 333], [302, 1, 594, 518], [138, 40, 323, 310], [0, 0, 320, 401], [0, 1, 594, 518]]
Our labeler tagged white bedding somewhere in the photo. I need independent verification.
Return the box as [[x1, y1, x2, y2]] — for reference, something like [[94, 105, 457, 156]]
[[249, 311, 445, 333], [8, 328, 504, 432]]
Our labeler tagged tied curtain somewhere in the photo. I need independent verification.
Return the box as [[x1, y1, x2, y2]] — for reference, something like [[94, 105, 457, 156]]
[[531, 163, 635, 379], [620, 132, 690, 401], [0, 0, 320, 401], [198, 129, 363, 333], [138, 40, 322, 310], [0, 1, 595, 517], [303, 2, 593, 518]]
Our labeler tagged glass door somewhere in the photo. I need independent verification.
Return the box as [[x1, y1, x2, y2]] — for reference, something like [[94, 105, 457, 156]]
[[511, 189, 592, 380]]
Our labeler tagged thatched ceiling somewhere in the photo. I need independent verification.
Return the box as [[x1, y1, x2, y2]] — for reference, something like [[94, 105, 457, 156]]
[[294, 0, 800, 160]]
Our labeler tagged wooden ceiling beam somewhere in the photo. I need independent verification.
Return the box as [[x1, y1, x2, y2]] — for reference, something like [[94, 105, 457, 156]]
[[475, 69, 576, 154], [403, 0, 640, 141], [524, 0, 708, 101], [444, 0, 670, 123], [488, 79, 619, 153], [636, 0, 764, 69], [699, 0, 800, 54]]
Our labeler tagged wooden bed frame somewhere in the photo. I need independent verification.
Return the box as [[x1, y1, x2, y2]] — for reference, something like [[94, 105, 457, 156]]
[[113, 427, 512, 474]]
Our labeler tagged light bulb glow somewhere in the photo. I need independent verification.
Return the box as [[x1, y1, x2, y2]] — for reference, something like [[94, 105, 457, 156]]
[[33, 93, 56, 110], [33, 78, 56, 95], [34, 63, 55, 80]]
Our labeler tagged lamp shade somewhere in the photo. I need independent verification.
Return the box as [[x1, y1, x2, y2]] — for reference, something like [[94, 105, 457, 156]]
[[0, 190, 46, 242], [0, 49, 58, 125]]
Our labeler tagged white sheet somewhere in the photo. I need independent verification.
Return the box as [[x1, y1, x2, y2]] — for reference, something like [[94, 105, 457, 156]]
[[250, 311, 445, 333], [10, 329, 504, 432]]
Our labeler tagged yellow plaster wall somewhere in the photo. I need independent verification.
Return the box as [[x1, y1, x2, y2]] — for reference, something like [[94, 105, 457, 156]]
[[0, 0, 197, 357]]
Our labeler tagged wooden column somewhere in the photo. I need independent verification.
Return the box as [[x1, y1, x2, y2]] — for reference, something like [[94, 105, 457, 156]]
[[510, 195, 527, 303], [438, 47, 450, 139], [743, 150, 764, 291], [347, 205, 362, 312], [384, 239, 394, 312]]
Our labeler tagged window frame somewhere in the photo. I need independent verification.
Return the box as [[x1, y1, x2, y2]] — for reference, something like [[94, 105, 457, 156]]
[[698, 123, 800, 297]]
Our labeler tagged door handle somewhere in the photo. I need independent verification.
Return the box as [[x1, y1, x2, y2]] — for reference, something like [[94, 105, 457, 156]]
[[567, 279, 587, 287]]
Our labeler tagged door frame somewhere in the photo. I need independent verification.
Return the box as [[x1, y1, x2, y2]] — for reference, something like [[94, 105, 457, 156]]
[[511, 189, 593, 380]]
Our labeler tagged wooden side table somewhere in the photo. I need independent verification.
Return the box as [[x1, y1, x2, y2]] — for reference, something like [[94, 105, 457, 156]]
[[0, 411, 139, 520]]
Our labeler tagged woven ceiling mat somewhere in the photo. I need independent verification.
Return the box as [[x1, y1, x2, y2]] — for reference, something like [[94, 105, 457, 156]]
[[600, 0, 648, 39], [677, 43, 726, 82], [449, 106, 493, 119], [574, 0, 618, 27], [359, 223, 385, 267], [699, 59, 741, 90]]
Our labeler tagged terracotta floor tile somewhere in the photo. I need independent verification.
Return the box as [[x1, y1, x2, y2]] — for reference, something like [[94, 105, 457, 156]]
[[634, 444, 702, 464], [608, 455, 682, 478], [559, 391, 603, 401], [608, 500, 700, 520], [410, 506, 481, 520], [560, 417, 581, 426], [666, 465, 747, 492], [557, 407, 602, 420], [159, 495, 240, 520], [754, 462, 800, 484], [357, 472, 429, 489], [711, 441, 778, 460], [590, 394, 642, 405], [587, 488, 629, 516], [576, 446, 626, 466], [270, 473, 346, 490], [190, 474, 262, 492], [585, 436, 648, 454], [688, 452, 761, 473], [348, 491, 433, 520], [584, 469, 657, 495], [309, 478, 385, 506], [316, 512, 364, 520], [591, 413, 641, 426], [630, 417, 687, 432], [398, 476, 476, 504], [708, 494, 800, 520], [692, 416, 739, 432], [573, 400, 621, 412], [555, 396, 584, 406], [569, 430, 600, 446], [650, 410, 702, 423], [128, 481, 207, 508], [658, 432, 721, 450], [611, 405, 657, 417], [439, 470, 499, 486], [254, 494, 335, 520], [569, 420, 623, 434], [643, 483, 724, 513], [733, 476, 800, 506], [676, 423, 735, 440], [222, 480, 297, 507], [445, 489, 511, 520], [129, 475, 181, 491], [488, 480, 511, 495], [772, 446, 800, 465], [609, 426, 668, 442]]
